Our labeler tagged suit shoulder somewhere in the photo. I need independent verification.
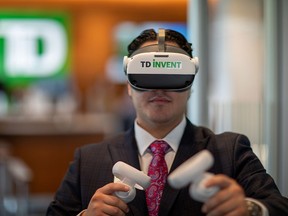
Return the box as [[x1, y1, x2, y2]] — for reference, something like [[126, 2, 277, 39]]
[[77, 132, 126, 153], [192, 124, 237, 138], [193, 125, 251, 148]]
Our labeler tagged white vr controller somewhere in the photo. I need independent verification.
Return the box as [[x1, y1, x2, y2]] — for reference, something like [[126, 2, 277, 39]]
[[168, 150, 219, 202], [112, 161, 151, 203]]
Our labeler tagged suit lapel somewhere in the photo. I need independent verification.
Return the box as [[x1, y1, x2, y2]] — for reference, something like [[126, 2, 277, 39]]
[[159, 120, 211, 216], [108, 128, 139, 167], [108, 128, 148, 216]]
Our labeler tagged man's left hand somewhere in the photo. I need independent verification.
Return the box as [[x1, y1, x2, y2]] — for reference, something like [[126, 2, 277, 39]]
[[201, 174, 249, 216]]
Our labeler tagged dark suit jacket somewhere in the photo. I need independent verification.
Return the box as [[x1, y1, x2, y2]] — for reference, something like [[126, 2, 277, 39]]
[[47, 120, 288, 215]]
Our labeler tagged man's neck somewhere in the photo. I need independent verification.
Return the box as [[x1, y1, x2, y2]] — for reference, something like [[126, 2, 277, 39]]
[[136, 117, 184, 139]]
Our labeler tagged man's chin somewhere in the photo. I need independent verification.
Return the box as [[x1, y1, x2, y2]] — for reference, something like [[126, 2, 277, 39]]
[[149, 116, 171, 125]]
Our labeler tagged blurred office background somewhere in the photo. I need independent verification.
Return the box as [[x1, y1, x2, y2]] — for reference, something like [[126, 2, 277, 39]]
[[0, 0, 287, 215]]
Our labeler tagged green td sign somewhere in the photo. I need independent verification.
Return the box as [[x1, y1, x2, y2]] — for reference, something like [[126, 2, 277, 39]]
[[0, 12, 70, 88]]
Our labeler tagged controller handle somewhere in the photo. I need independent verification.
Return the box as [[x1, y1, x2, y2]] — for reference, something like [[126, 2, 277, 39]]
[[112, 161, 151, 203], [168, 150, 219, 202]]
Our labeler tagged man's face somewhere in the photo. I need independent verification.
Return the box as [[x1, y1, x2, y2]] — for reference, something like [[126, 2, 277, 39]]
[[127, 40, 191, 130], [127, 84, 190, 129]]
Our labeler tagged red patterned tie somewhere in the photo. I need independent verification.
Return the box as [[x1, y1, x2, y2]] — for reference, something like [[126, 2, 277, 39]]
[[145, 140, 170, 216]]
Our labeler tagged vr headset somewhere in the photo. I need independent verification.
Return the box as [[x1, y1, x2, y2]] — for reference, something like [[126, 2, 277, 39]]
[[123, 28, 199, 91]]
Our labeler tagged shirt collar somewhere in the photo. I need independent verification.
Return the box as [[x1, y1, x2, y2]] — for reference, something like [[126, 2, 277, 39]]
[[135, 117, 187, 156]]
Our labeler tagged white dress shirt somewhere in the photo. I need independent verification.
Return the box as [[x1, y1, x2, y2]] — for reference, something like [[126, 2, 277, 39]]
[[134, 116, 186, 174]]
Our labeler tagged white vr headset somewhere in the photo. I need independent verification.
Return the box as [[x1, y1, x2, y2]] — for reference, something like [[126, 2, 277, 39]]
[[123, 29, 199, 91]]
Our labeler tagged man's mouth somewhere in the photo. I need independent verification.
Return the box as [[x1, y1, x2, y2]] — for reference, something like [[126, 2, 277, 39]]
[[149, 95, 172, 103]]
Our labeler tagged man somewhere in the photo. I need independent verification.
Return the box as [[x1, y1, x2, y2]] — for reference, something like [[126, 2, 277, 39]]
[[47, 29, 288, 216]]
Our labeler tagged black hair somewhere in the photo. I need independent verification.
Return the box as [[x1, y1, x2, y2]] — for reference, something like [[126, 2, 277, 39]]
[[127, 28, 193, 57]]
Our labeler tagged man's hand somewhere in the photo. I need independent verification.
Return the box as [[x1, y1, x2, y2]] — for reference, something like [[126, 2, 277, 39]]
[[201, 174, 249, 216], [83, 183, 130, 216]]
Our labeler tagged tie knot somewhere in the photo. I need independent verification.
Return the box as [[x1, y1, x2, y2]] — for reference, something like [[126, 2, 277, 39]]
[[150, 140, 169, 155]]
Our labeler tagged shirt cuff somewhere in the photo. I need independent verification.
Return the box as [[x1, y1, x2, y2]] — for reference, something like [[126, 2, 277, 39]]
[[76, 209, 86, 216], [245, 198, 269, 216]]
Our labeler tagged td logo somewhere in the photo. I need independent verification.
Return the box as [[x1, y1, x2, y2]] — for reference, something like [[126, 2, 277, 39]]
[[0, 14, 70, 87], [140, 60, 182, 69]]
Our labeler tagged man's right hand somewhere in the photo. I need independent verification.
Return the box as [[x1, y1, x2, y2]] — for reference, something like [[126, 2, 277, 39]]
[[83, 183, 130, 216]]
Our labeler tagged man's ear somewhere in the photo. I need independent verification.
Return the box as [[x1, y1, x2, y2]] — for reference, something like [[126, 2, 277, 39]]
[[127, 82, 132, 97]]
